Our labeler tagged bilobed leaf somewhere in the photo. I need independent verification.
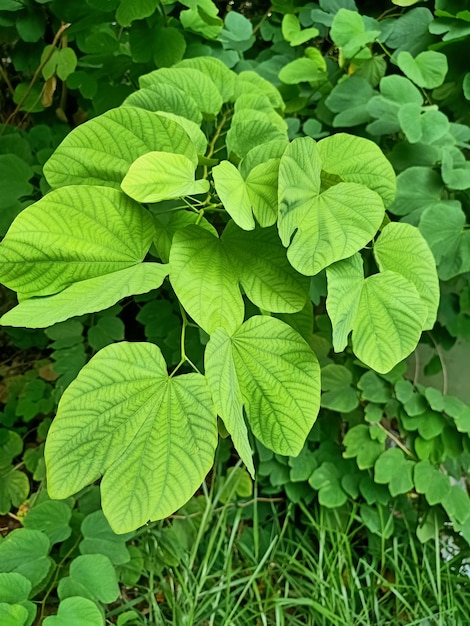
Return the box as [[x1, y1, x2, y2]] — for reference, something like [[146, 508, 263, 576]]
[[169, 226, 244, 335], [1, 264, 169, 329], [204, 329, 254, 476], [397, 50, 448, 89], [278, 137, 384, 276], [0, 186, 154, 298], [223, 222, 310, 314], [58, 554, 119, 603], [45, 342, 217, 533], [419, 201, 466, 271], [239, 140, 287, 178], [154, 112, 207, 155], [352, 271, 427, 373], [374, 448, 414, 496], [123, 84, 202, 123], [278, 54, 327, 85], [116, 0, 158, 26], [206, 316, 320, 456], [23, 501, 71, 545], [326, 253, 364, 352], [0, 604, 29, 626], [212, 161, 255, 231], [153, 211, 217, 263], [245, 158, 280, 227], [122, 152, 209, 203], [44, 108, 197, 189], [317, 133, 396, 207], [177, 56, 235, 101], [0, 529, 52, 588], [374, 222, 439, 329], [330, 8, 380, 59], [227, 111, 288, 159], [0, 468, 29, 515], [139, 67, 223, 116]]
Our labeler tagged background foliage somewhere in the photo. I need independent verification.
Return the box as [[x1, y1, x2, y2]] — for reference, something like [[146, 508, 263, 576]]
[[1, 0, 470, 624]]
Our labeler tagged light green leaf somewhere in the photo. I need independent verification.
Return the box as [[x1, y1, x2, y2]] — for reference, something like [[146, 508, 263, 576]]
[[45, 342, 217, 533], [206, 316, 320, 456], [58, 554, 119, 604], [0, 468, 29, 515], [0, 604, 29, 626], [234, 71, 284, 111], [0, 186, 154, 298], [352, 271, 427, 373], [155, 112, 207, 155], [122, 152, 209, 203], [169, 226, 244, 335], [56, 48, 77, 81], [239, 140, 287, 178], [44, 108, 197, 189], [278, 53, 327, 85], [153, 211, 217, 263], [204, 329, 254, 476], [123, 84, 202, 123], [223, 222, 309, 314], [245, 158, 280, 227], [326, 253, 364, 352], [317, 133, 396, 207], [330, 9, 380, 59], [176, 56, 235, 102], [43, 597, 103, 626], [0, 529, 51, 588], [282, 14, 319, 46], [278, 138, 385, 276], [374, 222, 439, 329], [139, 67, 222, 116], [1, 264, 169, 329], [226, 111, 288, 159], [212, 161, 255, 231], [397, 50, 448, 89]]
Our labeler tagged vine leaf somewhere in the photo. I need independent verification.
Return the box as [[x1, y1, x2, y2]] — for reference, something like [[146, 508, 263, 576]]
[[43, 108, 198, 189], [374, 222, 439, 329], [352, 271, 427, 374], [42, 596, 103, 626], [279, 137, 385, 275], [397, 50, 448, 89], [0, 186, 154, 298], [326, 253, 364, 352], [45, 342, 217, 533], [205, 316, 321, 457], [1, 264, 169, 328], [121, 152, 209, 203]]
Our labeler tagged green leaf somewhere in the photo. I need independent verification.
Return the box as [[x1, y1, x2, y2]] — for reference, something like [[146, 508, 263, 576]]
[[0, 186, 154, 298], [139, 68, 222, 117], [169, 226, 244, 335], [397, 50, 448, 89], [0, 467, 29, 514], [325, 77, 375, 127], [0, 572, 35, 626], [442, 485, 470, 525], [205, 316, 320, 456], [389, 167, 444, 216], [278, 137, 385, 275], [155, 112, 208, 155], [239, 140, 287, 178], [0, 604, 29, 626], [123, 84, 202, 123], [43, 597, 103, 626], [152, 27, 186, 67], [278, 53, 327, 85], [352, 271, 427, 373], [222, 223, 310, 314], [122, 152, 209, 203], [176, 57, 235, 102], [43, 108, 197, 189], [212, 161, 255, 231], [397, 103, 450, 145], [0, 154, 33, 206], [22, 501, 71, 545], [330, 9, 380, 59], [1, 264, 169, 329], [227, 111, 288, 159], [282, 14, 319, 46], [56, 48, 77, 81], [0, 529, 51, 588], [320, 363, 359, 413], [343, 424, 384, 469], [358, 371, 391, 403], [234, 71, 284, 111], [80, 510, 132, 565], [116, 0, 158, 26], [374, 448, 414, 496], [45, 342, 217, 533], [309, 462, 348, 508], [58, 554, 119, 603], [373, 222, 439, 329], [317, 133, 396, 208], [326, 253, 364, 352]]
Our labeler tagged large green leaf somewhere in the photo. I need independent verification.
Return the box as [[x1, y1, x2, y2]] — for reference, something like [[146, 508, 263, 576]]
[[223, 222, 309, 314], [0, 529, 52, 588], [121, 152, 209, 203], [169, 226, 244, 335], [326, 253, 364, 352], [227, 110, 288, 159], [278, 138, 385, 275], [234, 71, 284, 111], [45, 342, 217, 533], [58, 554, 119, 604], [139, 67, 222, 116], [43, 108, 197, 189], [317, 133, 396, 207], [212, 160, 256, 231], [205, 316, 320, 456], [373, 222, 439, 329], [176, 56, 236, 102], [0, 187, 154, 298], [352, 271, 427, 373], [1, 264, 169, 328], [397, 50, 448, 89], [123, 84, 202, 123]]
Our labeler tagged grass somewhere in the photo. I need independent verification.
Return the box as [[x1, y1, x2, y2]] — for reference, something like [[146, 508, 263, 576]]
[[105, 465, 470, 626]]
